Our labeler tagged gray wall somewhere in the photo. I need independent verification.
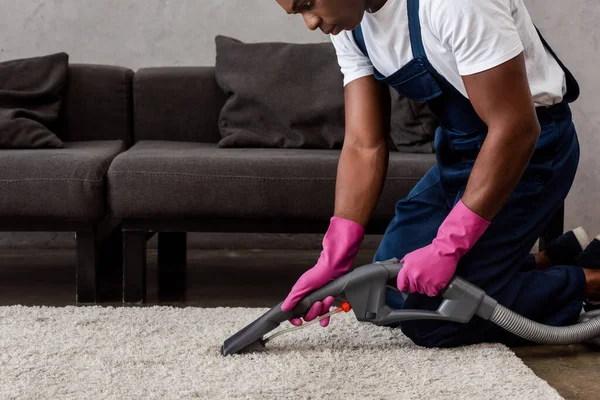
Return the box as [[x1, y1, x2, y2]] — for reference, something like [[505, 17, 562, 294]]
[[1, 0, 598, 249], [526, 0, 600, 236], [1, 0, 327, 68]]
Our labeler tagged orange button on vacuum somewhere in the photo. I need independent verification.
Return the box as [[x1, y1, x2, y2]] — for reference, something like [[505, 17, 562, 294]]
[[340, 301, 352, 313]]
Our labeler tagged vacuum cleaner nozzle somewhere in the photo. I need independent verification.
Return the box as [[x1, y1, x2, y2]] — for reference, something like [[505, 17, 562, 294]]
[[221, 339, 265, 356]]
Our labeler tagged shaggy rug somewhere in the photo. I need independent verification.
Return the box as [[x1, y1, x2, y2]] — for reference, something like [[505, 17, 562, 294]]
[[0, 306, 563, 399]]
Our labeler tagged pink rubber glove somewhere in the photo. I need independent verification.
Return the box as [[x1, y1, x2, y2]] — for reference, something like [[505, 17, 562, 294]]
[[398, 200, 490, 297], [281, 216, 364, 327]]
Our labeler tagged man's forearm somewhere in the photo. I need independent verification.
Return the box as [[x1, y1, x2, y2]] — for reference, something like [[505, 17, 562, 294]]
[[334, 141, 389, 227], [461, 123, 540, 221]]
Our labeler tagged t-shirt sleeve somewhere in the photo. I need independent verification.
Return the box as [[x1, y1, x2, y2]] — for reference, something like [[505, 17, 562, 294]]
[[329, 32, 374, 86], [429, 0, 525, 76]]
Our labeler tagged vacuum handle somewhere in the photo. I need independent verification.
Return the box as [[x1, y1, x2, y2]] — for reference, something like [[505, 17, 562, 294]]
[[373, 276, 498, 326], [290, 259, 473, 321], [332, 259, 497, 326]]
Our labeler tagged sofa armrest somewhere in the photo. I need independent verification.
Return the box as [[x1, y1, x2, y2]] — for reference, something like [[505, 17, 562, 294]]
[[133, 67, 226, 143], [59, 64, 134, 145]]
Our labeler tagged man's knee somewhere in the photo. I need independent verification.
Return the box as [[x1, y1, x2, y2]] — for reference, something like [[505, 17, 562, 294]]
[[400, 317, 512, 348]]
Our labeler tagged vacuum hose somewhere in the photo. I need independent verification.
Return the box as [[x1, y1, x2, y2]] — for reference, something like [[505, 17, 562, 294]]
[[489, 304, 600, 345]]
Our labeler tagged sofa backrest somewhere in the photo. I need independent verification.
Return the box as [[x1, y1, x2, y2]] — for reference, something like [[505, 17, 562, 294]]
[[133, 67, 227, 144], [58, 64, 134, 146]]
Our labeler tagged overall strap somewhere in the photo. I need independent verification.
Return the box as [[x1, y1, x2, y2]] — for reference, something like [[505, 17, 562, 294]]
[[352, 24, 369, 57], [407, 0, 426, 59], [535, 27, 580, 103], [352, 1, 425, 59]]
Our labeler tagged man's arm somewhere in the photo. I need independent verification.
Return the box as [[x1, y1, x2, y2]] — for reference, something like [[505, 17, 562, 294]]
[[279, 75, 390, 316], [334, 75, 391, 227], [460, 53, 541, 221]]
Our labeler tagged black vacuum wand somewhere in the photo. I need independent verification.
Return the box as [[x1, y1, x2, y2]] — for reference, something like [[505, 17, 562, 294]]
[[221, 259, 600, 356]]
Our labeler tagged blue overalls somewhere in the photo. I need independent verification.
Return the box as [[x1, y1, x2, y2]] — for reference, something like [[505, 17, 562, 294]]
[[354, 0, 586, 347]]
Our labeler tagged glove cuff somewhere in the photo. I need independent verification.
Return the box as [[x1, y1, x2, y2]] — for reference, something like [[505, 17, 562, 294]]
[[434, 200, 490, 258], [318, 216, 365, 273]]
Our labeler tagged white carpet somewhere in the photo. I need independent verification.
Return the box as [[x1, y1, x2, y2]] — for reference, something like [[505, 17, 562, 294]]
[[0, 306, 563, 400]]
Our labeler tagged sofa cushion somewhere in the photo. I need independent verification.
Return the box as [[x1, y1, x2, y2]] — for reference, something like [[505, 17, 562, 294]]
[[107, 141, 436, 220], [0, 141, 125, 220], [133, 67, 225, 144], [0, 53, 68, 149], [58, 64, 134, 145], [214, 35, 437, 152], [215, 36, 345, 150]]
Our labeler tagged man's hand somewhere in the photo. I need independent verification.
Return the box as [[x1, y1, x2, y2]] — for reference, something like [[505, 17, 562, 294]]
[[399, 53, 540, 296], [398, 200, 490, 296]]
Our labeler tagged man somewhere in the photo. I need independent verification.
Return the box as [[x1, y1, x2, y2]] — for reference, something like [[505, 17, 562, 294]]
[[275, 0, 600, 347]]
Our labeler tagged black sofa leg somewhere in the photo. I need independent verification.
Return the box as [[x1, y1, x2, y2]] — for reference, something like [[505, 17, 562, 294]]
[[157, 232, 187, 302], [539, 204, 565, 252], [76, 231, 98, 304], [98, 224, 124, 303], [123, 229, 147, 304]]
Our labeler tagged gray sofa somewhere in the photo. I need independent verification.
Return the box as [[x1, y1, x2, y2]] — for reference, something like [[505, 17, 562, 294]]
[[0, 64, 134, 303]]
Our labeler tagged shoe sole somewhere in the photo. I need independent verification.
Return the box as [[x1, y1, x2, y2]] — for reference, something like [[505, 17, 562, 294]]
[[573, 226, 591, 250]]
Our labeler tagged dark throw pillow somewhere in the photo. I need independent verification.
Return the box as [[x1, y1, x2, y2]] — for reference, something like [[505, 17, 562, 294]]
[[0, 52, 69, 149], [214, 35, 437, 152], [215, 35, 346, 149]]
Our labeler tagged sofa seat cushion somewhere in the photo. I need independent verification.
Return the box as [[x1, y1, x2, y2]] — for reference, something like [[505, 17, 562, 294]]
[[108, 141, 436, 221], [0, 141, 125, 220]]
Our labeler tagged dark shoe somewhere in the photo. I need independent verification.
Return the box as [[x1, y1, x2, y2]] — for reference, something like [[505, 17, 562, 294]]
[[576, 235, 600, 311], [545, 227, 590, 266], [577, 234, 600, 270]]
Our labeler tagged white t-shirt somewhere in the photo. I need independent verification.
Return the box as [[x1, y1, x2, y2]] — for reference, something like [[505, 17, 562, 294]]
[[330, 0, 567, 107]]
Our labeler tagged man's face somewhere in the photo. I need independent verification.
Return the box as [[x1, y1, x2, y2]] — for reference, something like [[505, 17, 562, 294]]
[[276, 0, 367, 35]]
